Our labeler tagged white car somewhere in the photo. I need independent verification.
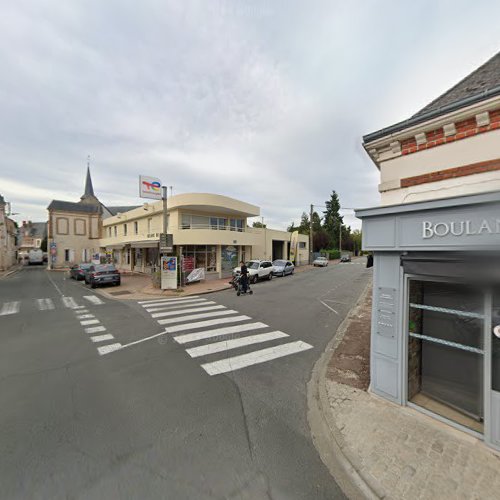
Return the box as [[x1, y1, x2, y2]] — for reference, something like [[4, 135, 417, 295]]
[[313, 256, 329, 267], [233, 260, 274, 283]]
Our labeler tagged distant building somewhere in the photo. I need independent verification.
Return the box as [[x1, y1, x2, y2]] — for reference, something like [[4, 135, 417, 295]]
[[47, 167, 138, 268], [0, 194, 18, 271], [18, 221, 47, 260], [357, 51, 500, 450]]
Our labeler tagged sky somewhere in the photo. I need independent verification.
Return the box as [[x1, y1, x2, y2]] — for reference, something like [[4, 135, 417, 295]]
[[1, 0, 499, 231]]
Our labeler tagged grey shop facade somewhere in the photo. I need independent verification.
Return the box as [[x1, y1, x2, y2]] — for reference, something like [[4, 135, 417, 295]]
[[356, 191, 500, 450]]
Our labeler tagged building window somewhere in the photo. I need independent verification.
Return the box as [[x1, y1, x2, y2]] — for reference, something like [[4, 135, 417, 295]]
[[108, 227, 111, 238], [229, 219, 243, 232], [134, 221, 138, 235], [210, 217, 227, 230], [147, 218, 152, 233], [114, 226, 117, 237], [64, 249, 74, 262], [299, 242, 306, 249], [183, 245, 217, 272], [74, 218, 86, 236], [56, 218, 69, 235], [124, 224, 128, 236]]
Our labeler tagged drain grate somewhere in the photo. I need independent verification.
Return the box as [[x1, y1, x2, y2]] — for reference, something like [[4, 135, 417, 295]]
[[108, 290, 132, 296]]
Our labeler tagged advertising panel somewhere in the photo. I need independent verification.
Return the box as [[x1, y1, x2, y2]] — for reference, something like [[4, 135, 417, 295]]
[[139, 175, 162, 200], [161, 256, 177, 290], [290, 231, 299, 264]]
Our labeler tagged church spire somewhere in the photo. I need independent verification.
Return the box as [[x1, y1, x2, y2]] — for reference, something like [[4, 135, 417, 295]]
[[80, 156, 99, 204]]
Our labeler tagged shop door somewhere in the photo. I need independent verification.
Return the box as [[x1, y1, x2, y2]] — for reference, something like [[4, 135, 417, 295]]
[[407, 279, 485, 433], [489, 290, 500, 447]]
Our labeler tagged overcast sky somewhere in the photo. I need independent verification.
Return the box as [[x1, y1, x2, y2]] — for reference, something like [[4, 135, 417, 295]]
[[1, 0, 499, 230]]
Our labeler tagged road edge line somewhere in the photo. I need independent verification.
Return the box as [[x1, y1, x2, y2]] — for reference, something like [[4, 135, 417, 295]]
[[307, 279, 381, 500]]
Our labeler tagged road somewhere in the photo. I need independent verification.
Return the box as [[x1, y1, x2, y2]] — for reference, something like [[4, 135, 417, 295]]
[[0, 261, 371, 499]]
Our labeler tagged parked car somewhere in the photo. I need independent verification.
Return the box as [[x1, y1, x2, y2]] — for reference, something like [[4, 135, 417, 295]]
[[233, 260, 274, 283], [272, 259, 295, 277], [70, 263, 93, 280], [313, 256, 328, 267], [340, 253, 351, 263], [86, 264, 121, 288]]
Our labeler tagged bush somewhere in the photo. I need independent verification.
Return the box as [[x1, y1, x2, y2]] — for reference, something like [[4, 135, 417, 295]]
[[319, 249, 341, 260]]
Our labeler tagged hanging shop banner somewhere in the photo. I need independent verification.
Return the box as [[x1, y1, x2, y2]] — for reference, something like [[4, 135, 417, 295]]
[[161, 256, 178, 290], [290, 231, 299, 264], [139, 175, 162, 200]]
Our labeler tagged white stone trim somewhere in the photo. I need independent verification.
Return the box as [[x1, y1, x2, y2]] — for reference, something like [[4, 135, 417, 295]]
[[415, 132, 426, 146], [476, 111, 490, 127], [443, 123, 457, 136]]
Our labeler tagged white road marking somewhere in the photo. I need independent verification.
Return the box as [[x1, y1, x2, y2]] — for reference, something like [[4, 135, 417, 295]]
[[138, 296, 199, 305], [80, 319, 100, 325], [46, 273, 64, 296], [0, 301, 20, 316], [186, 331, 289, 358], [76, 314, 95, 319], [73, 305, 85, 309], [174, 322, 268, 344], [144, 299, 209, 312], [164, 315, 250, 333], [157, 310, 238, 325], [97, 343, 122, 355], [84, 325, 107, 334], [115, 330, 169, 350], [62, 296, 78, 309], [319, 300, 339, 315], [84, 295, 104, 305], [36, 298, 55, 310], [151, 304, 224, 318], [91, 334, 115, 343], [201, 341, 314, 375], [77, 309, 90, 313]]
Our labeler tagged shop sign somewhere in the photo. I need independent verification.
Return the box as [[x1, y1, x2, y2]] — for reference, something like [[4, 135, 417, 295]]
[[183, 256, 195, 272], [422, 219, 500, 239], [139, 175, 162, 200], [161, 256, 177, 290]]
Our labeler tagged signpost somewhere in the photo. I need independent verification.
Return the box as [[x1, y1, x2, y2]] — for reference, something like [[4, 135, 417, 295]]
[[159, 233, 173, 253]]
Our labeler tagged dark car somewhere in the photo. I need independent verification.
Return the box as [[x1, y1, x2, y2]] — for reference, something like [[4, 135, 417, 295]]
[[70, 263, 93, 280], [340, 253, 351, 263], [272, 259, 295, 277], [87, 264, 121, 288]]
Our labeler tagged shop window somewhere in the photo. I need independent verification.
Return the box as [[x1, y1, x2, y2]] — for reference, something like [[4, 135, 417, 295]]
[[183, 245, 217, 272], [492, 289, 500, 393], [407, 279, 484, 433]]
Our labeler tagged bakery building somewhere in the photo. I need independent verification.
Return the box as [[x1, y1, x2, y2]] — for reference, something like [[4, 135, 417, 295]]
[[356, 52, 500, 449], [99, 192, 309, 278]]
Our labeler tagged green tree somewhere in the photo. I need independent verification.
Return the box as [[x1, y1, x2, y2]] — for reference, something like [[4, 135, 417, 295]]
[[297, 212, 310, 235], [323, 191, 344, 249], [252, 221, 267, 228], [287, 222, 296, 232], [311, 211, 322, 232], [40, 236, 48, 252]]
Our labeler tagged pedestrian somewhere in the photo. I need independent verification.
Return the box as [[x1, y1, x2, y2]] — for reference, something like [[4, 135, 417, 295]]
[[239, 260, 249, 293]]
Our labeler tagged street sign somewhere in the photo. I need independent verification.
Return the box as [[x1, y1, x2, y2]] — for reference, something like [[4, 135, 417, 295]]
[[159, 233, 173, 253], [139, 175, 162, 200]]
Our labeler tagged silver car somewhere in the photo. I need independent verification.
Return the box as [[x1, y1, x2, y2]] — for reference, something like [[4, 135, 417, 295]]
[[313, 256, 328, 267], [272, 259, 294, 277]]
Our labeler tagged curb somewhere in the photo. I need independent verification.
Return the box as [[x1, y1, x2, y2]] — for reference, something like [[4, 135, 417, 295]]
[[0, 265, 22, 280], [307, 281, 382, 500]]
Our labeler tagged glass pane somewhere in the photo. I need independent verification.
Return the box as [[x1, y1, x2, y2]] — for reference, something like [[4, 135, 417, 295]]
[[408, 279, 484, 431], [492, 289, 500, 392], [192, 216, 209, 228]]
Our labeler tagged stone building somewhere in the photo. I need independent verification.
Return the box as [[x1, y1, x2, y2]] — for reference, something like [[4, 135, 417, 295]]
[[18, 221, 47, 261], [47, 167, 137, 268], [0, 194, 18, 271]]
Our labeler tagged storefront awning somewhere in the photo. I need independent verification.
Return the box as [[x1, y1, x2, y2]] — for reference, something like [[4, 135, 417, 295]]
[[130, 240, 159, 249]]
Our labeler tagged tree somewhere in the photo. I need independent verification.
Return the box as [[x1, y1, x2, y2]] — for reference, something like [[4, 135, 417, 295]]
[[297, 212, 310, 235], [287, 222, 296, 232], [313, 230, 329, 252], [252, 221, 267, 228], [40, 236, 48, 252], [311, 211, 322, 232], [323, 190, 344, 249]]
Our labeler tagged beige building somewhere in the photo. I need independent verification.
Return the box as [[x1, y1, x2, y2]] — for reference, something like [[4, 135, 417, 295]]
[[18, 221, 47, 261], [100, 192, 309, 279], [364, 52, 500, 205], [47, 167, 138, 268], [0, 194, 18, 271]]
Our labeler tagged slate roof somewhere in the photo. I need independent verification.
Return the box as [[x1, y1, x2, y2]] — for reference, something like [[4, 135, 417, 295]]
[[48, 200, 101, 213], [23, 222, 46, 238], [364, 50, 500, 143], [105, 205, 141, 216], [413, 51, 500, 118]]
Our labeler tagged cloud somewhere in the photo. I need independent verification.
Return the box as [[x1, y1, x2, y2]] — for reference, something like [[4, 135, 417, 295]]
[[1, 0, 499, 231]]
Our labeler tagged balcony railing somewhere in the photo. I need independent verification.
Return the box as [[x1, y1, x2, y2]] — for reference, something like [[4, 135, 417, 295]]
[[178, 224, 259, 233]]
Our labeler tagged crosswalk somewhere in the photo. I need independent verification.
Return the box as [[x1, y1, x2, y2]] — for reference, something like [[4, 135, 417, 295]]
[[137, 296, 313, 376], [0, 295, 105, 316]]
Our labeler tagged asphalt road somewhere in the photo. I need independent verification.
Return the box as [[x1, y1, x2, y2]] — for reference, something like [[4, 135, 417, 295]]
[[0, 261, 371, 499]]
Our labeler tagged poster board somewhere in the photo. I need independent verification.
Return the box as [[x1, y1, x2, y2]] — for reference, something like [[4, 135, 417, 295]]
[[290, 231, 299, 264], [161, 256, 178, 290]]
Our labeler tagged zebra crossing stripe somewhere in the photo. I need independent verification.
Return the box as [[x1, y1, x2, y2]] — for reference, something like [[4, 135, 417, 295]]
[[201, 341, 314, 375], [62, 296, 78, 309], [157, 310, 238, 325], [164, 315, 251, 333], [144, 299, 209, 312], [85, 325, 106, 334], [151, 304, 224, 318], [186, 331, 289, 358], [80, 319, 100, 326], [36, 298, 55, 310], [84, 296, 104, 305], [138, 296, 199, 305], [91, 334, 115, 343], [0, 301, 20, 316], [76, 314, 95, 319], [173, 322, 268, 344], [97, 343, 122, 355]]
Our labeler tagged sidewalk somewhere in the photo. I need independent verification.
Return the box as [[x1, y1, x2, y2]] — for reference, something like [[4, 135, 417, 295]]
[[0, 264, 22, 280], [309, 283, 500, 500]]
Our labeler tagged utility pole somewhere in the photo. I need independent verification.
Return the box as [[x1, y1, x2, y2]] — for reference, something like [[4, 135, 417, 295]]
[[162, 186, 168, 236], [309, 204, 314, 264]]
